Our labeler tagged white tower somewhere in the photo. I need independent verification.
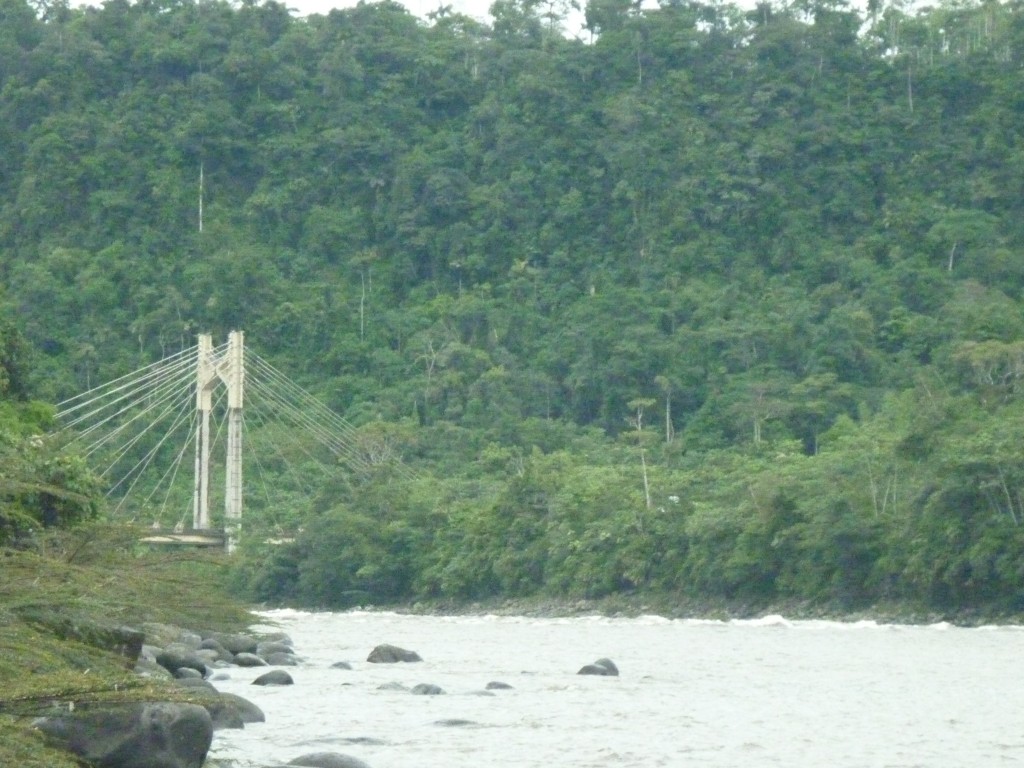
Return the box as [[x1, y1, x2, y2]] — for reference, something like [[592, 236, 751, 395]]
[[193, 331, 244, 552]]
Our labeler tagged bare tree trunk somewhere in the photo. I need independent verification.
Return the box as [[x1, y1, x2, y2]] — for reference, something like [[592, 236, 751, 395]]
[[907, 64, 914, 113], [640, 449, 651, 512], [664, 389, 672, 444], [359, 270, 367, 341]]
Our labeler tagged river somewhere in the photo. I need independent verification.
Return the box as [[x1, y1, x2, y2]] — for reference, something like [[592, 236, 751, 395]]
[[208, 610, 1024, 767]]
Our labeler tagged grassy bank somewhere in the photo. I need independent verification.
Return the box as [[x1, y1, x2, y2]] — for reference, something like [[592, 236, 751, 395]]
[[0, 523, 255, 768]]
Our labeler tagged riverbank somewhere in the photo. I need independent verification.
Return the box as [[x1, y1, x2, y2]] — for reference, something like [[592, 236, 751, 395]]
[[0, 524, 254, 768], [4, 521, 1018, 768], [388, 592, 1023, 628]]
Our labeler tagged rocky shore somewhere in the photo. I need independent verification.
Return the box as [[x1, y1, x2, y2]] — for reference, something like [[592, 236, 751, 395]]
[[28, 622, 284, 768]]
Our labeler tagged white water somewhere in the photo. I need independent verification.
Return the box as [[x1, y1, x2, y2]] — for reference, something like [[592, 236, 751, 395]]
[[209, 610, 1024, 767]]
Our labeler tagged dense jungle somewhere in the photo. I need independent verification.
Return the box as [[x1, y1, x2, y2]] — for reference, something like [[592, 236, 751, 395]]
[[4, 0, 1024, 618]]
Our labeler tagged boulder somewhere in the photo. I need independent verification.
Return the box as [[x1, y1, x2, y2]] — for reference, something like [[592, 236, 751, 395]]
[[265, 651, 298, 666], [222, 692, 265, 722], [197, 639, 234, 663], [256, 640, 294, 658], [173, 667, 204, 681], [485, 681, 513, 690], [197, 691, 263, 731], [330, 661, 353, 670], [410, 683, 444, 695], [194, 649, 225, 666], [206, 705, 245, 731], [253, 669, 294, 686], [577, 657, 619, 676], [366, 644, 421, 663], [155, 645, 208, 677], [234, 652, 269, 668], [34, 702, 213, 768], [288, 752, 372, 768], [206, 632, 258, 655]]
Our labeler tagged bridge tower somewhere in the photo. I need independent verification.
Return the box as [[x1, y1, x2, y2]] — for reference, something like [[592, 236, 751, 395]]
[[193, 331, 244, 552]]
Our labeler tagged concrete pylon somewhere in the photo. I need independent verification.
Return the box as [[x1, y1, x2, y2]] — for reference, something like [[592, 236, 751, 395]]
[[192, 331, 244, 553]]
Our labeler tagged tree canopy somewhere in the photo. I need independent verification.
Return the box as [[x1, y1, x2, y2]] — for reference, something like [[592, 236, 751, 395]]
[[5, 0, 1024, 616]]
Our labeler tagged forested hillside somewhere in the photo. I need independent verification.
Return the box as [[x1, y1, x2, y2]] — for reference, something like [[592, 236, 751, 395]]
[[4, 0, 1024, 615]]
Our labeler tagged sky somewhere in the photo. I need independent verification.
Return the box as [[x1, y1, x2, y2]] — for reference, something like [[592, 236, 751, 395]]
[[286, 0, 509, 23], [283, 0, 593, 36]]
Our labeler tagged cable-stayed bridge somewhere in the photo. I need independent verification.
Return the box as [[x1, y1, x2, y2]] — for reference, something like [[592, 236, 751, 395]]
[[53, 331, 409, 552]]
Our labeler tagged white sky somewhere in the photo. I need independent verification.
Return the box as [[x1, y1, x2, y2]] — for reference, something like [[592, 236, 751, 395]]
[[284, 0, 594, 36], [288, 0, 497, 20]]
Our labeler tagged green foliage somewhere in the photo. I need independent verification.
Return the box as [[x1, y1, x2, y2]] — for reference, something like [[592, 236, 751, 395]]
[[0, 431, 103, 543], [4, 0, 1024, 619]]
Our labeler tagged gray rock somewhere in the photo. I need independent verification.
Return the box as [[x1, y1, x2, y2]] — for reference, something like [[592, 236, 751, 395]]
[[215, 692, 265, 724], [577, 657, 619, 676], [485, 681, 513, 690], [234, 652, 269, 668], [330, 661, 353, 670], [194, 649, 224, 666], [177, 630, 203, 650], [156, 645, 208, 677], [197, 640, 234, 663], [257, 641, 294, 658], [207, 632, 258, 655], [366, 644, 422, 663], [209, 708, 245, 731], [173, 667, 205, 680], [265, 651, 298, 666], [34, 702, 213, 768], [410, 683, 444, 695], [376, 682, 409, 692], [198, 690, 264, 731], [288, 752, 372, 768], [253, 669, 294, 686]]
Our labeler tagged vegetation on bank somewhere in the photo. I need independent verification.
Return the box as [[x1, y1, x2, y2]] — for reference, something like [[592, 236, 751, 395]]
[[0, 524, 252, 768], [5, 0, 1024, 650]]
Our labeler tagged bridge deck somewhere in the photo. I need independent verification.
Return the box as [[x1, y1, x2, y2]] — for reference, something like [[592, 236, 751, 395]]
[[139, 529, 226, 547]]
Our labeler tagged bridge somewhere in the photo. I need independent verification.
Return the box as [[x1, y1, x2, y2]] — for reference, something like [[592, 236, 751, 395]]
[[53, 331, 405, 552]]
